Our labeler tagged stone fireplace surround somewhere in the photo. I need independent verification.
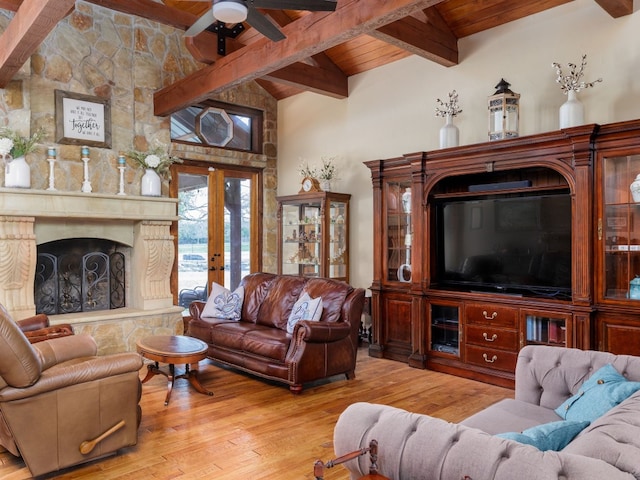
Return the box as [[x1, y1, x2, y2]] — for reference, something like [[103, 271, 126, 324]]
[[0, 188, 182, 354]]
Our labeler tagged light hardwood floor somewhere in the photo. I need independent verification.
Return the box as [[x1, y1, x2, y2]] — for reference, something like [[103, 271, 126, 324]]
[[0, 347, 513, 479]]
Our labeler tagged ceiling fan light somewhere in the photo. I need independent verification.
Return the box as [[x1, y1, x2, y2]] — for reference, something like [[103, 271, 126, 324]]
[[212, 2, 248, 24]]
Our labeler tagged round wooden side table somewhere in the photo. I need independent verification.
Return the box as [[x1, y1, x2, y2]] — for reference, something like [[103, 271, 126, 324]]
[[136, 335, 213, 406]]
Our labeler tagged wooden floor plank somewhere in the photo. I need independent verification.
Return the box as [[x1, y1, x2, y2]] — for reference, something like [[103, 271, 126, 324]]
[[0, 347, 512, 479]]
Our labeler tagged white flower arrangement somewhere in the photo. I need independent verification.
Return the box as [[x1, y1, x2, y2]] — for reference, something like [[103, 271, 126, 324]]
[[435, 90, 462, 118], [0, 127, 45, 158], [298, 157, 339, 181], [552, 54, 602, 94], [318, 156, 338, 181], [298, 161, 317, 179], [127, 144, 182, 179]]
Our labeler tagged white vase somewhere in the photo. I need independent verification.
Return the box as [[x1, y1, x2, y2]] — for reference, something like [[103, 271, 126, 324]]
[[320, 179, 331, 192], [141, 168, 161, 196], [4, 155, 31, 188], [559, 90, 584, 129], [439, 114, 459, 149], [630, 174, 640, 202]]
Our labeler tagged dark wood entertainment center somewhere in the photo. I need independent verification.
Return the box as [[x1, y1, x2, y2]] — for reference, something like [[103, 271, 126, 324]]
[[366, 119, 640, 387]]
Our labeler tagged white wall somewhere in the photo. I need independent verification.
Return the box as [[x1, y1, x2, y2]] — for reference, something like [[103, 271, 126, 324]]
[[277, 0, 640, 290]]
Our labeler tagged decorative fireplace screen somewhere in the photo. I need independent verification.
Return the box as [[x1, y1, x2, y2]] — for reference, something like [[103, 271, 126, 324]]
[[35, 239, 126, 315]]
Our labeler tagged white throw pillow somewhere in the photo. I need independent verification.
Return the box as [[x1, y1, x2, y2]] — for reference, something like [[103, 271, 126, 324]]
[[201, 282, 244, 320], [286, 292, 323, 334]]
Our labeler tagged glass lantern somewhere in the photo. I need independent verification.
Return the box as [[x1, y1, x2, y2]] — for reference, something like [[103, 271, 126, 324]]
[[488, 78, 520, 141]]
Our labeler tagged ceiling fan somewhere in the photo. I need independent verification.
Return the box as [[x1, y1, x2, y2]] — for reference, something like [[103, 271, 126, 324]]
[[184, 0, 338, 55]]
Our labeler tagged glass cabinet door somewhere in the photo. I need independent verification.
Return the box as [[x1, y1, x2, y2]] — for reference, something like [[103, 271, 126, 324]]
[[328, 199, 348, 281], [602, 154, 640, 301], [281, 203, 321, 277], [430, 302, 460, 356], [385, 179, 412, 284], [522, 311, 569, 347]]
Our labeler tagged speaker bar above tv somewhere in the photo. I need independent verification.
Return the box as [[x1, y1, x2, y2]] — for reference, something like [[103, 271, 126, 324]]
[[468, 180, 532, 192]]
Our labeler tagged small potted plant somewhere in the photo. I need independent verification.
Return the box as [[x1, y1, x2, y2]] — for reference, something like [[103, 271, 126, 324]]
[[552, 54, 602, 128], [0, 127, 45, 188], [317, 156, 338, 191], [435, 90, 462, 149], [127, 144, 182, 196]]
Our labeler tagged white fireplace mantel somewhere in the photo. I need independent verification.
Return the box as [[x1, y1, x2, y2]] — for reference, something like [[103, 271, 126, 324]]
[[0, 188, 179, 320]]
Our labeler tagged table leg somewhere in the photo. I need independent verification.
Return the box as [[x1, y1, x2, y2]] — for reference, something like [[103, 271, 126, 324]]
[[164, 363, 176, 406], [175, 363, 214, 397], [141, 362, 161, 384]]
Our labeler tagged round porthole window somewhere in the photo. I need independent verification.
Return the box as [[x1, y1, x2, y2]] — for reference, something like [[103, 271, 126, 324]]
[[195, 107, 233, 147]]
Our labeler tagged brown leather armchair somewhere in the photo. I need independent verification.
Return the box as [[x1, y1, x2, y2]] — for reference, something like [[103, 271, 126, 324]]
[[0, 304, 143, 477], [15, 312, 74, 343]]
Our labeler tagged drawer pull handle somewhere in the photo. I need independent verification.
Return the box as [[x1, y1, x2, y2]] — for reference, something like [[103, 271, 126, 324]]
[[482, 311, 498, 320], [483, 353, 498, 363], [483, 332, 498, 342]]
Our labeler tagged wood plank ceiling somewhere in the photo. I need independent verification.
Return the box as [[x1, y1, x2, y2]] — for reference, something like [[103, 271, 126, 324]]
[[0, 0, 634, 116]]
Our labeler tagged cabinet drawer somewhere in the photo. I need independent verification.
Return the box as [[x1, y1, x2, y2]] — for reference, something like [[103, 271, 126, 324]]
[[465, 325, 519, 350], [465, 345, 518, 372], [466, 304, 518, 327]]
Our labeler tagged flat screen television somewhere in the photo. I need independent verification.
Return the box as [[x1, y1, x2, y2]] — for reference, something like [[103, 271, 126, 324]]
[[433, 192, 572, 299]]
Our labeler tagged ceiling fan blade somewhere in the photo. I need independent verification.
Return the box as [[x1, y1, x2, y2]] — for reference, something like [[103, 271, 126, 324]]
[[250, 0, 337, 11], [185, 9, 216, 37], [246, 7, 286, 41]]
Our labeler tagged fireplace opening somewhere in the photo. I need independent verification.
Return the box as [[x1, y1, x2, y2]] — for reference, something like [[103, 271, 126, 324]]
[[35, 238, 127, 315]]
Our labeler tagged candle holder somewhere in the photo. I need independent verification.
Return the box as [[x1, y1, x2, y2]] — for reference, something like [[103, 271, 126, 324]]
[[81, 146, 92, 193], [46, 147, 57, 191], [117, 154, 126, 195]]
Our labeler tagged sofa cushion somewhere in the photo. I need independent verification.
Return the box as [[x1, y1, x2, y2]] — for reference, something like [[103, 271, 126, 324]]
[[461, 398, 562, 435], [256, 276, 306, 330], [562, 391, 640, 477], [202, 283, 244, 320], [242, 328, 290, 362], [555, 363, 640, 422], [496, 420, 589, 451], [304, 277, 351, 323], [286, 292, 323, 334], [210, 322, 260, 351]]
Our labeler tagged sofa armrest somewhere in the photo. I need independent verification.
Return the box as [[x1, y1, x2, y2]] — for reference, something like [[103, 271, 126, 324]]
[[334, 402, 631, 480], [33, 333, 98, 370], [0, 352, 143, 402], [188, 301, 207, 321], [295, 320, 351, 343], [16, 314, 51, 331]]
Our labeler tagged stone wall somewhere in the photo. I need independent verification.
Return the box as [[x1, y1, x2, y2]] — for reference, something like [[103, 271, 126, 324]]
[[0, 1, 278, 272]]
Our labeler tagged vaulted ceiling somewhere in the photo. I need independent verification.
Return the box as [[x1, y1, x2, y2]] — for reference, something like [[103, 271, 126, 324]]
[[0, 0, 634, 117]]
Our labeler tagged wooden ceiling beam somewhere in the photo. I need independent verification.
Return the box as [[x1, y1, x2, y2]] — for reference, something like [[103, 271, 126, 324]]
[[261, 60, 348, 98], [594, 0, 633, 17], [0, 0, 76, 88], [154, 0, 445, 116], [368, 5, 458, 67], [0, 0, 20, 11], [85, 0, 197, 30]]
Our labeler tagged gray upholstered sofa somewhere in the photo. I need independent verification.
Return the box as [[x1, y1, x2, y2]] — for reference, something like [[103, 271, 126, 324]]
[[333, 345, 640, 479]]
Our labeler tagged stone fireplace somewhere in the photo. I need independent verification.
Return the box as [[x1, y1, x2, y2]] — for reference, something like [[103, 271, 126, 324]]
[[0, 188, 182, 354]]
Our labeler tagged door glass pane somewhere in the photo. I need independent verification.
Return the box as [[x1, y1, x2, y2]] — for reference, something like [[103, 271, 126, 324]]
[[224, 176, 251, 290], [177, 173, 209, 311]]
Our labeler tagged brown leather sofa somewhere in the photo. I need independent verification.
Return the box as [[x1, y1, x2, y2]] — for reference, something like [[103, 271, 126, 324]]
[[187, 273, 365, 393], [0, 304, 143, 477]]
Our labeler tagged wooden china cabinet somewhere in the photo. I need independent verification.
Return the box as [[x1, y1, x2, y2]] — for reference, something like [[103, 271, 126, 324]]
[[277, 191, 350, 282], [366, 122, 640, 388], [594, 120, 640, 356]]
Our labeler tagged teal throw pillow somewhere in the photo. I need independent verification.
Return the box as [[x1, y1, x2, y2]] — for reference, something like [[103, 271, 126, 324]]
[[554, 363, 640, 422], [496, 420, 589, 451]]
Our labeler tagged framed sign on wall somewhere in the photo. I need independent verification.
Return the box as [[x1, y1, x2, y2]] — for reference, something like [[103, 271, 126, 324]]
[[55, 90, 112, 148]]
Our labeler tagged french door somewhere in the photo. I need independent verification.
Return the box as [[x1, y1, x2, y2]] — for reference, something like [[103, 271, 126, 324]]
[[171, 163, 261, 311]]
